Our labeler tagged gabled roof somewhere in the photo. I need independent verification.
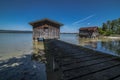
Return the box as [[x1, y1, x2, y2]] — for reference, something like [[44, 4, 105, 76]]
[[29, 18, 63, 26], [79, 26, 98, 31]]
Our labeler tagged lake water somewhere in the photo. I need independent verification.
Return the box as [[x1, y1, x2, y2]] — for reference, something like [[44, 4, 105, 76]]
[[0, 33, 120, 60], [60, 33, 120, 56], [0, 33, 120, 80], [0, 33, 46, 80], [0, 33, 33, 60]]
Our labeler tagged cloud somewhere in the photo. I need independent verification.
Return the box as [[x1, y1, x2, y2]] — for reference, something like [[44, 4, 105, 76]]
[[72, 14, 95, 25]]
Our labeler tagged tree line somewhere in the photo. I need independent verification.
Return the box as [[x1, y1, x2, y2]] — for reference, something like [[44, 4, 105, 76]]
[[98, 18, 120, 36]]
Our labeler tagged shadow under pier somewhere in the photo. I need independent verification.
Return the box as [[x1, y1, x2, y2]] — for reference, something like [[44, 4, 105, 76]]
[[32, 39, 62, 80]]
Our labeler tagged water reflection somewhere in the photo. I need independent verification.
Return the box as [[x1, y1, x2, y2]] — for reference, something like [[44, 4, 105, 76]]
[[32, 41, 61, 80], [101, 40, 120, 56], [78, 38, 98, 49], [78, 38, 120, 56], [32, 41, 46, 63]]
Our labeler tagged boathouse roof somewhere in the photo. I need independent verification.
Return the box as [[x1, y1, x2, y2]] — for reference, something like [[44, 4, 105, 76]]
[[79, 26, 98, 31], [29, 18, 63, 27]]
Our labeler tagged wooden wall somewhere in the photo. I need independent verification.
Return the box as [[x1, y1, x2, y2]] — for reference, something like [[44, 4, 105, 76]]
[[33, 24, 60, 40], [79, 30, 99, 38]]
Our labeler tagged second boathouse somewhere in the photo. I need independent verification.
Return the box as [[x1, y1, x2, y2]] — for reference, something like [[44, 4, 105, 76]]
[[79, 26, 99, 38]]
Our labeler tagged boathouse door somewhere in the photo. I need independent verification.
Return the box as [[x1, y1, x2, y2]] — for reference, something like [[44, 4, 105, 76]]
[[44, 27, 49, 39]]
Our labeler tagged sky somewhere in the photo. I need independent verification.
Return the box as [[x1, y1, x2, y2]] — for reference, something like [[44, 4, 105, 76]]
[[0, 0, 120, 33]]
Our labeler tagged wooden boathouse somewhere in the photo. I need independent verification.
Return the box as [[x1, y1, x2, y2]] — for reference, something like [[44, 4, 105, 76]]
[[29, 18, 63, 40], [79, 26, 99, 38]]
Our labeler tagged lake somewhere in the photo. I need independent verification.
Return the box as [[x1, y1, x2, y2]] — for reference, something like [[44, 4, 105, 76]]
[[60, 33, 120, 56], [0, 33, 120, 80], [0, 33, 120, 60], [0, 33, 33, 60]]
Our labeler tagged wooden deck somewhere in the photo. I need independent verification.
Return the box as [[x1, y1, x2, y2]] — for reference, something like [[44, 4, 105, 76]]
[[45, 40, 120, 80]]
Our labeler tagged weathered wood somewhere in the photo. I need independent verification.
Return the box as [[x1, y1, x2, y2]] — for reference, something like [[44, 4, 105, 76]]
[[73, 64, 120, 80], [61, 57, 117, 71], [30, 18, 63, 40], [64, 60, 120, 80], [113, 76, 120, 80], [79, 26, 99, 38], [45, 39, 120, 80], [59, 55, 112, 66]]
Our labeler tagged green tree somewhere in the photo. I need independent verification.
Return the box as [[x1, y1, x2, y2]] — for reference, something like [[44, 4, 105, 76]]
[[107, 20, 111, 31], [102, 23, 107, 31], [101, 18, 120, 35], [111, 20, 116, 33], [98, 27, 105, 35]]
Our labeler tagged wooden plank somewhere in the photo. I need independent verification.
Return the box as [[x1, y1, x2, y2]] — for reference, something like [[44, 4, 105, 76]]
[[55, 52, 105, 59], [54, 53, 103, 63], [59, 55, 113, 66], [113, 76, 120, 80], [72, 64, 120, 80], [63, 60, 120, 80], [61, 57, 117, 71]]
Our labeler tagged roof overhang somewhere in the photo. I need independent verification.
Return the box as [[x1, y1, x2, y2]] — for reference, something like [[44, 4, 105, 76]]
[[29, 18, 63, 27], [79, 26, 98, 31]]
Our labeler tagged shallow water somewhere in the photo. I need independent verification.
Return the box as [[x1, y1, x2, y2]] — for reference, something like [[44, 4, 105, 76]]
[[0, 33, 47, 80], [60, 33, 120, 56], [0, 33, 33, 60]]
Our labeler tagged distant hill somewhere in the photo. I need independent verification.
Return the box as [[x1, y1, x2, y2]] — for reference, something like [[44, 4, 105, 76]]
[[61, 32, 78, 34], [0, 30, 32, 33], [0, 30, 78, 34]]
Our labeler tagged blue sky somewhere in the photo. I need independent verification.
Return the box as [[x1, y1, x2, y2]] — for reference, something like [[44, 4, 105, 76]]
[[0, 0, 120, 33]]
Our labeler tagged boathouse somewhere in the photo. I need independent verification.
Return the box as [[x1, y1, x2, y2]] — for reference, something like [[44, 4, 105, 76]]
[[79, 26, 99, 38], [29, 18, 63, 40]]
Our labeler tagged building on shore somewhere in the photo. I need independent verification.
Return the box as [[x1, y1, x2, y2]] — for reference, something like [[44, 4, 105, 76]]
[[29, 18, 63, 41], [79, 26, 99, 38]]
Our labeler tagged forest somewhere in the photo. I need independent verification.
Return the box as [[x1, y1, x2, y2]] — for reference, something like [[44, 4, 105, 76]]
[[99, 18, 120, 36]]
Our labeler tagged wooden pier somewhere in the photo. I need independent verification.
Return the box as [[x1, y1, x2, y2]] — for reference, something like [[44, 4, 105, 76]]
[[44, 39, 120, 80]]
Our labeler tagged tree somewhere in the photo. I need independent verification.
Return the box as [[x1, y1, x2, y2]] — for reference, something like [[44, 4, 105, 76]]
[[118, 18, 120, 25], [98, 27, 105, 35], [107, 20, 111, 31], [101, 18, 120, 35], [110, 20, 116, 33], [102, 23, 107, 31]]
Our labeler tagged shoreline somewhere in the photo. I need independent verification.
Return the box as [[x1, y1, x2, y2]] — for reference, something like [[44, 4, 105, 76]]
[[0, 50, 33, 61], [105, 36, 120, 39]]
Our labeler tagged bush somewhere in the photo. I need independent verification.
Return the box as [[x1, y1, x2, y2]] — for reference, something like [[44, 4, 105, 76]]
[[104, 31, 112, 36], [98, 27, 113, 36], [98, 27, 106, 35]]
